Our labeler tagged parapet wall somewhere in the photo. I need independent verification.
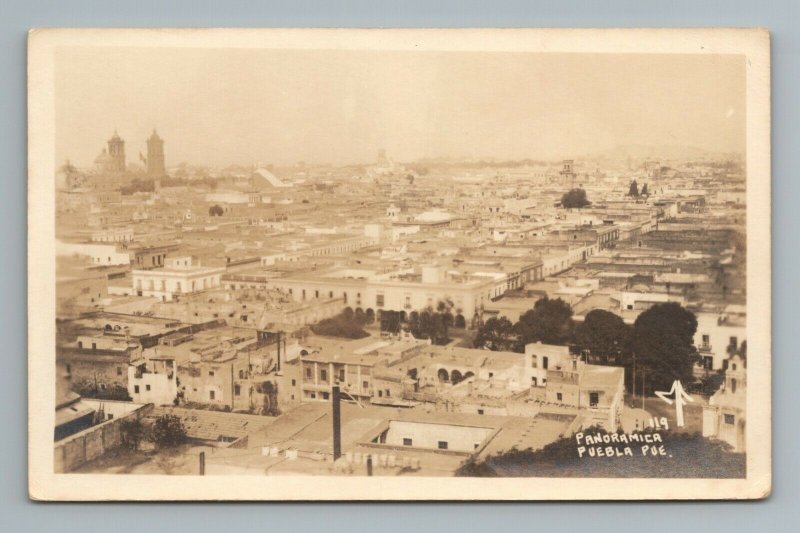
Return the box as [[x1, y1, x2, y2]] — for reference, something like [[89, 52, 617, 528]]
[[54, 403, 153, 473]]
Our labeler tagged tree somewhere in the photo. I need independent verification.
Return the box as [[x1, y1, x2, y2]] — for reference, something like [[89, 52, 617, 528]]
[[561, 188, 591, 209], [514, 297, 574, 349], [150, 414, 187, 448], [473, 316, 517, 351], [640, 183, 649, 196], [208, 204, 224, 216], [574, 309, 631, 364], [310, 310, 370, 339], [119, 418, 145, 451], [380, 310, 403, 334], [628, 179, 640, 197], [408, 306, 451, 345], [630, 302, 700, 393]]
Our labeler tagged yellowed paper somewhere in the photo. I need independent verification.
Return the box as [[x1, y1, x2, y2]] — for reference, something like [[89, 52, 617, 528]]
[[29, 28, 770, 501]]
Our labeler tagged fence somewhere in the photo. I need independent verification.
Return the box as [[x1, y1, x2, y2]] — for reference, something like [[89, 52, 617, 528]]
[[54, 403, 153, 473]]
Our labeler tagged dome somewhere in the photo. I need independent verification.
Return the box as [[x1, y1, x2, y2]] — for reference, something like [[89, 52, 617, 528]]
[[94, 149, 112, 164]]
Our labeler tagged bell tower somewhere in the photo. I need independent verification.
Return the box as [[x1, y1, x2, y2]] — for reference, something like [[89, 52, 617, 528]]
[[107, 130, 126, 173], [146, 129, 166, 177]]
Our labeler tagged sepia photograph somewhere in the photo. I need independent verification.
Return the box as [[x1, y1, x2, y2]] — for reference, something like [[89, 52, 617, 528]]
[[27, 28, 771, 500]]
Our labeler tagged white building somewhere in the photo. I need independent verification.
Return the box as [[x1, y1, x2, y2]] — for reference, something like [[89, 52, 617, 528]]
[[131, 259, 225, 301], [128, 356, 178, 405], [702, 354, 746, 452]]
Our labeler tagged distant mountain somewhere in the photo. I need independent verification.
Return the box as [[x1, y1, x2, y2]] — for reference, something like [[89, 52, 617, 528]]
[[579, 144, 741, 162]]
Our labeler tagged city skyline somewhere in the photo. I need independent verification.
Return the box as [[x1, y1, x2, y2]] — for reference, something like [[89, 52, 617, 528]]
[[55, 48, 746, 167]]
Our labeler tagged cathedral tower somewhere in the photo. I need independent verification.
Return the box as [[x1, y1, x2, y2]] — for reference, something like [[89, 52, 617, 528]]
[[146, 129, 166, 177], [107, 130, 126, 173]]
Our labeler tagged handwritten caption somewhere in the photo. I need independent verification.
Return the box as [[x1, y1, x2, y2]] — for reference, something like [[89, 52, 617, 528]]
[[576, 418, 671, 458]]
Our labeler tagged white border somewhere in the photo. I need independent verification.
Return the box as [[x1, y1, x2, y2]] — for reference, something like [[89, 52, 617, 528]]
[[28, 28, 771, 501]]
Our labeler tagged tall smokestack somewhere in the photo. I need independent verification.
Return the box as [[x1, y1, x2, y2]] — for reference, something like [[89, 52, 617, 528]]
[[332, 385, 342, 461], [276, 331, 282, 372]]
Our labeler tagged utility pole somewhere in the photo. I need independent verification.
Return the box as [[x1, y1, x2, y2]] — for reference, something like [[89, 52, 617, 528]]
[[199, 451, 205, 475], [641, 367, 646, 410], [332, 385, 342, 461], [632, 355, 637, 407]]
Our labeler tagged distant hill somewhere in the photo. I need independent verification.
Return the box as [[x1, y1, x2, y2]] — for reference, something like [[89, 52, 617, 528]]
[[580, 144, 741, 162]]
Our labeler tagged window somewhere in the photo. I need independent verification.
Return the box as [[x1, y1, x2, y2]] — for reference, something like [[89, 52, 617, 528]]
[[477, 409, 484, 415], [437, 441, 449, 450], [329, 291, 333, 298], [234, 385, 241, 396], [376, 294, 385, 307], [65, 364, 71, 374], [338, 369, 345, 382], [362, 381, 369, 390], [116, 367, 123, 376], [556, 393, 563, 401], [134, 385, 140, 394], [385, 389, 391, 397], [310, 392, 316, 399], [589, 392, 599, 407], [208, 370, 215, 377], [145, 384, 151, 391], [731, 378, 737, 394], [99, 383, 106, 391], [322, 392, 329, 400], [77, 341, 82, 349], [209, 390, 216, 400], [320, 369, 327, 382], [701, 335, 710, 349], [291, 379, 296, 386], [91, 343, 97, 351], [729, 337, 738, 349], [403, 438, 413, 446], [724, 414, 735, 425], [542, 356, 549, 370], [305, 367, 312, 379], [315, 290, 319, 298], [378, 390, 383, 397]]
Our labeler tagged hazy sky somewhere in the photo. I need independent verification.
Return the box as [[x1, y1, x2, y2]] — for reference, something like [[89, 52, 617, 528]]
[[55, 47, 745, 167]]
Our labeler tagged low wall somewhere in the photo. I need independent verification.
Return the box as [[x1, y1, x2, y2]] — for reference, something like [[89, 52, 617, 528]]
[[54, 403, 153, 473]]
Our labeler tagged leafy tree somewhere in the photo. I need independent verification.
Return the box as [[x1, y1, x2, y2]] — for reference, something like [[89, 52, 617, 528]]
[[208, 204, 224, 216], [574, 309, 631, 364], [640, 183, 649, 196], [379, 310, 403, 334], [473, 316, 517, 351], [260, 381, 281, 416], [150, 414, 187, 448], [408, 305, 451, 345], [561, 188, 591, 209], [631, 302, 700, 393], [628, 179, 639, 197], [514, 297, 574, 348], [311, 310, 369, 339], [119, 418, 145, 451]]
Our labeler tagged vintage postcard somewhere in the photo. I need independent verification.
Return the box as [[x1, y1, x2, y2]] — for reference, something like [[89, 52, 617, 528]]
[[28, 28, 771, 500]]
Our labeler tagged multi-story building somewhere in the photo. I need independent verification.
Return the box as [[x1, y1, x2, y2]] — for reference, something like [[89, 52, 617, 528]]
[[702, 354, 746, 452]]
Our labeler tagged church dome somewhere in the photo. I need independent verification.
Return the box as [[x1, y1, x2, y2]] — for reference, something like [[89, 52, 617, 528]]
[[94, 149, 112, 164]]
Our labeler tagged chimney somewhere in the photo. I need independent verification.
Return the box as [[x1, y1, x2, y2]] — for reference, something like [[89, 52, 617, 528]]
[[332, 385, 342, 461]]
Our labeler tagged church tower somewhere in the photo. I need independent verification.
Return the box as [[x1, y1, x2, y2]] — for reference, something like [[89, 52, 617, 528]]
[[107, 130, 126, 173], [146, 129, 166, 177]]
